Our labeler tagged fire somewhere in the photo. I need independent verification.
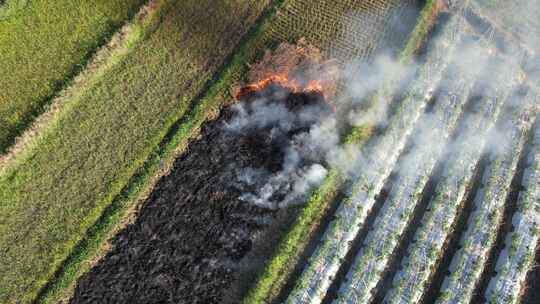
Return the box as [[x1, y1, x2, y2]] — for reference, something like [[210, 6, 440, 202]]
[[234, 74, 326, 100], [305, 80, 324, 93]]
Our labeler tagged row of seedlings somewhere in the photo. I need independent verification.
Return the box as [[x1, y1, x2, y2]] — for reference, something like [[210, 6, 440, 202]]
[[436, 89, 539, 303], [383, 57, 522, 303], [285, 9, 469, 304], [243, 1, 444, 301], [484, 116, 540, 303], [334, 37, 490, 304]]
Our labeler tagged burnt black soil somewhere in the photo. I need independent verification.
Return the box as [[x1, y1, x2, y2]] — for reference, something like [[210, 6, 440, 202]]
[[70, 84, 331, 304], [523, 243, 540, 303]]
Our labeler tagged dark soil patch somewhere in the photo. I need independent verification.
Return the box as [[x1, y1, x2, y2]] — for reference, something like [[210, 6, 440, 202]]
[[70, 84, 331, 304], [522, 240, 540, 303]]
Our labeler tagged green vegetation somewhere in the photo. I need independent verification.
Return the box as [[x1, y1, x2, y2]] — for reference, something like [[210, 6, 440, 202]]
[[0, 0, 271, 302], [0, 0, 146, 153], [35, 0, 422, 302], [399, 0, 438, 61], [242, 1, 441, 302], [267, 0, 416, 61]]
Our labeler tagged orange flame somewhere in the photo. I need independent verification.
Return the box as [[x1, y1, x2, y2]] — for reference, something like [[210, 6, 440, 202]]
[[234, 74, 325, 100]]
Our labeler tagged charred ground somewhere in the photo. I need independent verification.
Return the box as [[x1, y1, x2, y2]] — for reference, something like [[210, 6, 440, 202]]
[[70, 83, 332, 304]]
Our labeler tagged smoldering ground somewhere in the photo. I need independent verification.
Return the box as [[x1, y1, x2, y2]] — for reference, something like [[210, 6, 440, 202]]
[[225, 84, 334, 209], [70, 80, 335, 303]]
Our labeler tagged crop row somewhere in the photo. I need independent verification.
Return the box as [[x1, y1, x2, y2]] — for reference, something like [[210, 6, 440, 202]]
[[437, 90, 538, 304], [333, 38, 488, 304], [0, 1, 272, 303], [285, 10, 467, 304], [383, 59, 520, 303], [485, 116, 540, 303], [242, 1, 429, 303]]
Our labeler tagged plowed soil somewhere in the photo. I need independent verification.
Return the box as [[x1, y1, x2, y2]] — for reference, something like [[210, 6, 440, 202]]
[[70, 84, 331, 304]]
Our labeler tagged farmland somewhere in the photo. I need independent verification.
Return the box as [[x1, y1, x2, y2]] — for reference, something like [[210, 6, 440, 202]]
[[280, 1, 540, 304], [1, 0, 539, 303], [0, 0, 145, 153], [0, 1, 270, 302]]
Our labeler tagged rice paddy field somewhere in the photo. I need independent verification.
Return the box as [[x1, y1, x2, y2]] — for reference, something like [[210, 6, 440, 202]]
[[0, 0, 146, 153], [0, 0, 538, 303]]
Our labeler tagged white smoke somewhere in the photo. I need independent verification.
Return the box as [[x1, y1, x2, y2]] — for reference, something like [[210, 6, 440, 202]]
[[225, 91, 334, 209], [228, 0, 539, 212]]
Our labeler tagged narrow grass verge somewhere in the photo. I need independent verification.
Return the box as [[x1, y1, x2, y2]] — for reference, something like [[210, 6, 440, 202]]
[[0, 0, 146, 153]]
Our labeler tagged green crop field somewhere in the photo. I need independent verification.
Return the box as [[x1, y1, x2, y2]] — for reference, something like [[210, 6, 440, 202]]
[[0, 0, 146, 153], [0, 0, 270, 302], [2, 0, 538, 303]]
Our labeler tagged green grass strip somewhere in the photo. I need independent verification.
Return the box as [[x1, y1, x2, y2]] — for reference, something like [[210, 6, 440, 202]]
[[242, 1, 441, 303], [400, 0, 439, 62], [0, 1, 272, 302], [0, 0, 146, 153]]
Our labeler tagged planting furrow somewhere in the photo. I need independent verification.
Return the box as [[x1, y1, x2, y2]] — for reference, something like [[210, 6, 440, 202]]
[[285, 11, 468, 304], [436, 90, 538, 304], [484, 118, 540, 304], [334, 39, 488, 304], [383, 60, 520, 304]]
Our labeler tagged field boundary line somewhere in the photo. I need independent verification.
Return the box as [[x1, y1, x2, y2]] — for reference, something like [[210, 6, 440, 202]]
[[33, 1, 285, 303]]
